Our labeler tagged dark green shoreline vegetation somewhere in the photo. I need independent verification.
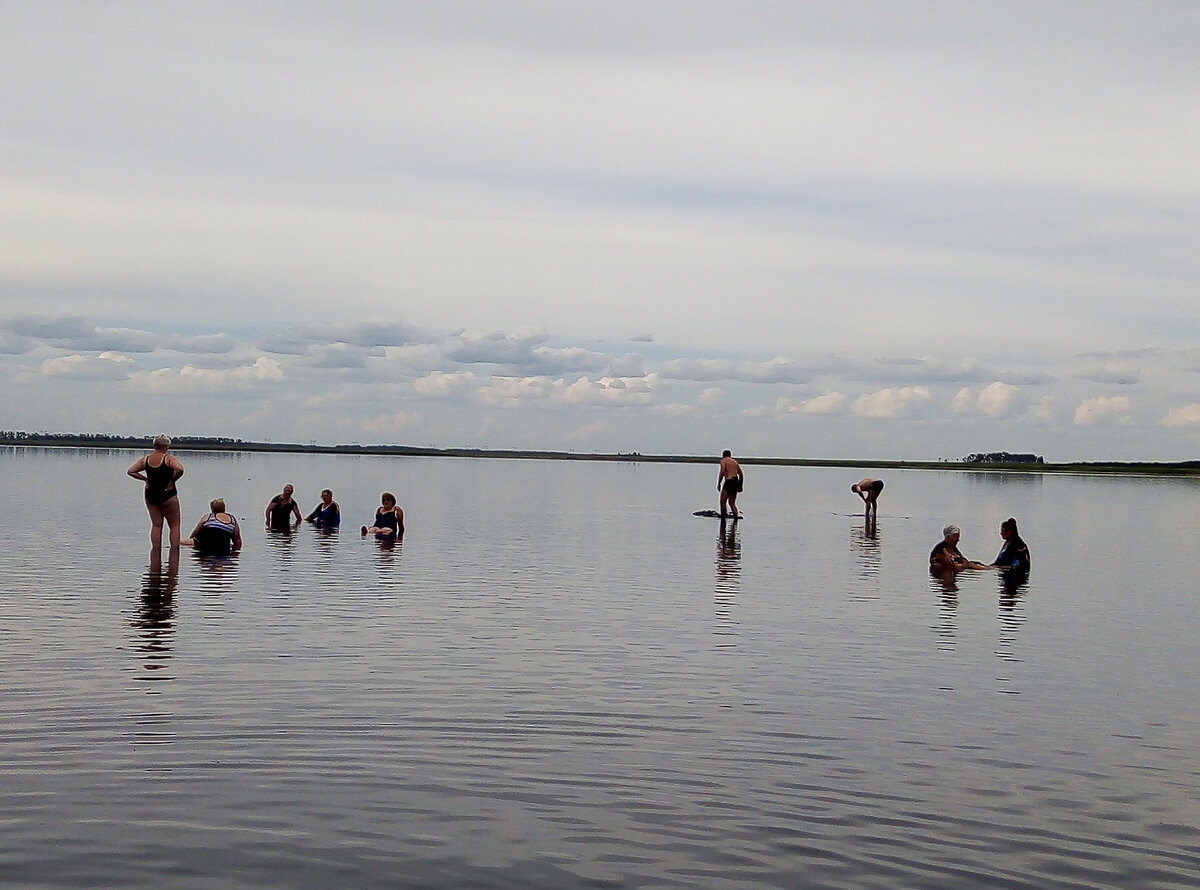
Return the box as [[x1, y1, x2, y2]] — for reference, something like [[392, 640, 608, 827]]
[[3, 431, 1199, 476]]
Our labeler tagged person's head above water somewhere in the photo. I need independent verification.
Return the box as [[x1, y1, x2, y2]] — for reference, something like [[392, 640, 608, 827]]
[[722, 450, 732, 458], [210, 498, 226, 513], [381, 492, 396, 507], [943, 524, 961, 539], [153, 433, 172, 450]]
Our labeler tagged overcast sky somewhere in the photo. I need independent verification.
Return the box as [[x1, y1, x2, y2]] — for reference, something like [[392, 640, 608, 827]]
[[2, 1, 1198, 460]]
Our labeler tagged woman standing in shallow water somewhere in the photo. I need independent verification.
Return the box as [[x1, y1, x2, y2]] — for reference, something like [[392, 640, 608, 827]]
[[127, 434, 184, 551]]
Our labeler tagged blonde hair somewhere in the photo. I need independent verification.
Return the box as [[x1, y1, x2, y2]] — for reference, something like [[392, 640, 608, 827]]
[[210, 498, 226, 513], [152, 433, 172, 450]]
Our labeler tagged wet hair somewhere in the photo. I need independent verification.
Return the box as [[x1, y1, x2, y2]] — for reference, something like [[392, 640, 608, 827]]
[[381, 492, 396, 506], [722, 450, 732, 458], [210, 498, 226, 513], [1001, 517, 1019, 535], [153, 433, 172, 449]]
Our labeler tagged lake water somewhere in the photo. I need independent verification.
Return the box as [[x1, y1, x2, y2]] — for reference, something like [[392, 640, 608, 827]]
[[2, 447, 1198, 889]]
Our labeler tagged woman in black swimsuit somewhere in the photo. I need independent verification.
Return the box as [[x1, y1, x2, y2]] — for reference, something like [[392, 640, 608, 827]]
[[127, 434, 185, 551]]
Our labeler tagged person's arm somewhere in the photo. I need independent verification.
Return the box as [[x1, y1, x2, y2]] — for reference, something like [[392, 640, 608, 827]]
[[395, 506, 405, 536], [265, 498, 275, 521], [291, 501, 302, 522], [232, 520, 243, 551], [169, 456, 184, 480], [127, 456, 147, 480], [305, 505, 319, 522], [189, 516, 205, 538]]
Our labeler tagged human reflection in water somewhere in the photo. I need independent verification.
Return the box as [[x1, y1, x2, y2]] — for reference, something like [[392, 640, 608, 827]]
[[714, 518, 741, 637], [995, 572, 1030, 668], [850, 513, 881, 593], [131, 548, 179, 683]]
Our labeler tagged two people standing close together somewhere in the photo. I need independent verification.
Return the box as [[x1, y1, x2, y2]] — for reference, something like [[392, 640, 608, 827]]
[[129, 435, 402, 556]]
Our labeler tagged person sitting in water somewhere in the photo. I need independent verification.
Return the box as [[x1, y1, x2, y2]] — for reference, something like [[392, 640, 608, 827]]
[[265, 483, 302, 530], [929, 524, 990, 573], [361, 491, 404, 539], [305, 488, 341, 528], [851, 477, 884, 519], [989, 517, 1031, 575], [184, 498, 243, 555]]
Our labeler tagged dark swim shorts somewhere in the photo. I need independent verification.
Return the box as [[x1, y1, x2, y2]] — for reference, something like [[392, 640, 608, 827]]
[[722, 477, 742, 495], [871, 480, 884, 492]]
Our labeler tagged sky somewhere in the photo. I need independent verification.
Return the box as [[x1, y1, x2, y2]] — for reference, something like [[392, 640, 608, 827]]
[[2, 1, 1198, 461]]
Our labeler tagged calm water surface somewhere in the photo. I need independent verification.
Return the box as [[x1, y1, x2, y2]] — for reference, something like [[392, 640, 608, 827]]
[[2, 448, 1198, 888]]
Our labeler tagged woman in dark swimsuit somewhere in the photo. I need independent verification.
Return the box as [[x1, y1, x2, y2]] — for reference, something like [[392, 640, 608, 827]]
[[127, 434, 184, 551], [361, 491, 404, 539]]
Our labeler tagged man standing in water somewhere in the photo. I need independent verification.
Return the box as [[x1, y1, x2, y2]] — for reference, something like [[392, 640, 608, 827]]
[[851, 477, 884, 519], [717, 450, 744, 520]]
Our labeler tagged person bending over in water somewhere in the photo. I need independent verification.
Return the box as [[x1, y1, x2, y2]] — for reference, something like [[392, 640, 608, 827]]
[[127, 433, 185, 551], [717, 450, 744, 520], [305, 488, 341, 528], [184, 498, 243, 555], [265, 483, 302, 530], [362, 492, 404, 539], [989, 517, 1031, 575], [851, 477, 884, 519], [929, 524, 990, 573]]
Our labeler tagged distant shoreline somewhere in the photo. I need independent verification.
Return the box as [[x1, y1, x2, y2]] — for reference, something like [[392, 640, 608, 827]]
[[3, 433, 1199, 476]]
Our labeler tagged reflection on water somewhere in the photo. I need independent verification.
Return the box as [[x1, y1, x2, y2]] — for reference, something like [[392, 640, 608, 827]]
[[129, 550, 178, 683], [850, 514, 881, 600], [713, 519, 740, 640], [995, 573, 1029, 665]]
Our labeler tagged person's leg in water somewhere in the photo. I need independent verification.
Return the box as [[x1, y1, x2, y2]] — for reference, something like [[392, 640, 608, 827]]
[[162, 497, 182, 550], [147, 502, 164, 549], [728, 488, 739, 520], [719, 485, 730, 519]]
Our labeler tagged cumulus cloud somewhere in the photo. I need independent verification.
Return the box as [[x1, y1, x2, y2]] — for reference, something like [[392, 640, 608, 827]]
[[1074, 395, 1132, 425], [773, 391, 847, 416], [127, 357, 284, 394], [40, 351, 139, 380], [1162, 404, 1200, 427], [412, 370, 479, 397], [850, 386, 931, 418], [473, 373, 657, 408], [1025, 395, 1056, 422], [953, 382, 1019, 417], [443, 329, 550, 365], [259, 320, 424, 355]]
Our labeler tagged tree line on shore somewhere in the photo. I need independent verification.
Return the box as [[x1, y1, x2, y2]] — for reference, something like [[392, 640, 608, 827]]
[[2, 430, 1197, 474]]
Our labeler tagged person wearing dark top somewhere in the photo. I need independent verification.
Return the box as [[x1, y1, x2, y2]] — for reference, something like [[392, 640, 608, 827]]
[[361, 491, 404, 539], [990, 517, 1031, 574], [265, 483, 302, 530], [127, 434, 185, 551], [184, 498, 243, 555], [929, 524, 989, 573], [305, 489, 341, 528]]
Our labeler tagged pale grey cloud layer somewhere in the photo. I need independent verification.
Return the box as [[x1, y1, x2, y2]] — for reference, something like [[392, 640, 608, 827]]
[[2, 2, 1198, 460]]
